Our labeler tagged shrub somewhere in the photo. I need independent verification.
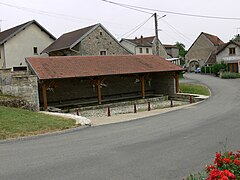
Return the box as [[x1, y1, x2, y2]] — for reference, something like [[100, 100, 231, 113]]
[[221, 72, 240, 79], [185, 150, 240, 180], [201, 66, 213, 74], [212, 63, 227, 76]]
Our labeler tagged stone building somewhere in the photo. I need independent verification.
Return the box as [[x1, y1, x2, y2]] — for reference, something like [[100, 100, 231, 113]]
[[185, 32, 224, 72], [216, 41, 240, 73], [26, 55, 183, 110], [120, 36, 169, 59], [0, 20, 56, 71], [42, 23, 132, 56]]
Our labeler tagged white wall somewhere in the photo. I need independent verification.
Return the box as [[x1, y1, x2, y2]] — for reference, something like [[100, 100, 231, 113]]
[[216, 44, 240, 63], [135, 47, 152, 55], [120, 40, 135, 54], [4, 23, 54, 69], [0, 46, 4, 68]]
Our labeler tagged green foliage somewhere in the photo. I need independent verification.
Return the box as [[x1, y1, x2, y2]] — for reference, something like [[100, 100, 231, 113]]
[[179, 83, 210, 96], [212, 63, 227, 76], [221, 72, 240, 79], [175, 42, 187, 58], [0, 106, 76, 140], [201, 66, 212, 74], [185, 172, 207, 180], [231, 34, 240, 42]]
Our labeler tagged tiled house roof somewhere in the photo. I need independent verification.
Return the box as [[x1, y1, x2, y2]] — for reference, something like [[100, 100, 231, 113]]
[[216, 41, 240, 55], [0, 20, 56, 45], [26, 55, 183, 80], [123, 36, 155, 47], [202, 32, 224, 46], [41, 24, 97, 53]]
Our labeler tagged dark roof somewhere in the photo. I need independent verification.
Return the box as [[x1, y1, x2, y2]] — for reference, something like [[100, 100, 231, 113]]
[[26, 55, 183, 80], [216, 41, 240, 55], [0, 20, 56, 45], [202, 32, 224, 46], [163, 44, 178, 49], [123, 36, 155, 47], [205, 44, 227, 65], [42, 24, 98, 53]]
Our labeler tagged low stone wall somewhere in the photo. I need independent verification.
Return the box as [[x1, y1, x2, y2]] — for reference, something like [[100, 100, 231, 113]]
[[0, 69, 39, 111]]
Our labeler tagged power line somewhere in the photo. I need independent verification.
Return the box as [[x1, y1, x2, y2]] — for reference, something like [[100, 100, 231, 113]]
[[161, 19, 193, 43], [120, 14, 154, 38], [102, 0, 240, 21]]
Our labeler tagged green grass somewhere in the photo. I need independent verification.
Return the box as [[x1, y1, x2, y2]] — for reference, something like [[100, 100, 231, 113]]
[[179, 83, 210, 96], [0, 106, 76, 140]]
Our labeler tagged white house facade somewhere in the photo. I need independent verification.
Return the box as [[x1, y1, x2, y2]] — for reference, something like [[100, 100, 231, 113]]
[[0, 20, 55, 70]]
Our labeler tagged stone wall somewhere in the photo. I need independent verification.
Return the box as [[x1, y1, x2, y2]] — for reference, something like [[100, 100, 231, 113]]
[[0, 69, 39, 111], [39, 72, 175, 109], [49, 25, 131, 56], [153, 72, 175, 95]]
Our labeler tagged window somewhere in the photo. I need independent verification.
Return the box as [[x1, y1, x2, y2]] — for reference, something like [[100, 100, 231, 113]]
[[100, 50, 107, 55], [229, 48, 236, 55], [139, 48, 143, 53], [33, 47, 38, 54], [100, 31, 103, 36], [146, 48, 149, 54]]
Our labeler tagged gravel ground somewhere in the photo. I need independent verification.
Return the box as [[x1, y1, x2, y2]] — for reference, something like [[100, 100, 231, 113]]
[[78, 100, 189, 118]]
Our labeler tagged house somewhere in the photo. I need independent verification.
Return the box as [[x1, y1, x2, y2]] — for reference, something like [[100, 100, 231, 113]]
[[216, 40, 240, 73], [120, 36, 169, 59], [163, 44, 179, 58], [26, 55, 183, 110], [42, 23, 132, 56], [0, 20, 56, 71], [185, 32, 224, 72]]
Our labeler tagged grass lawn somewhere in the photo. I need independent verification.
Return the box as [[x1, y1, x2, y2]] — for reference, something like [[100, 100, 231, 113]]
[[179, 83, 210, 96], [0, 106, 77, 140]]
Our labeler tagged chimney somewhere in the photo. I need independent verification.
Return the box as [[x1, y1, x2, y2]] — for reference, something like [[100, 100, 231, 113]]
[[140, 35, 143, 44]]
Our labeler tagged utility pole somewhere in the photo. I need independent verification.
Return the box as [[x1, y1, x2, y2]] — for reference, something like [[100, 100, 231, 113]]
[[154, 13, 160, 56]]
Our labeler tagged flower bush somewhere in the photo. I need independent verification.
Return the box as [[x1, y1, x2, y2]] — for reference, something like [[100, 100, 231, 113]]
[[186, 150, 240, 180]]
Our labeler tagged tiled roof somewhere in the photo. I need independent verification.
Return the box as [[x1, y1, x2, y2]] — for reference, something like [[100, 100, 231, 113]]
[[163, 44, 178, 49], [0, 20, 56, 45], [202, 32, 224, 46], [41, 24, 98, 53], [216, 41, 240, 55], [124, 36, 155, 47], [26, 55, 183, 80]]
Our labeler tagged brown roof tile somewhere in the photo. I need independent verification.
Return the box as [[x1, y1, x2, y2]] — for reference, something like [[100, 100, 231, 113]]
[[42, 24, 98, 53], [26, 55, 183, 80], [124, 36, 155, 47], [202, 32, 224, 46]]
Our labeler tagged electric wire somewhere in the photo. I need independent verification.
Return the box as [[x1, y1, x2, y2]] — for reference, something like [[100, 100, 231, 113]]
[[102, 0, 240, 21], [120, 14, 154, 38]]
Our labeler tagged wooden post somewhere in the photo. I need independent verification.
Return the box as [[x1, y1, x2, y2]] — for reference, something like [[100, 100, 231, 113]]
[[97, 79, 102, 104], [175, 72, 179, 93], [140, 75, 145, 98], [42, 80, 48, 111]]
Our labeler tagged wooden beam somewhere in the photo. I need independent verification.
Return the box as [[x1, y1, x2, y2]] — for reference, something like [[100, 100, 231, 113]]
[[42, 80, 48, 111], [140, 75, 145, 98], [175, 72, 179, 93], [97, 79, 102, 104]]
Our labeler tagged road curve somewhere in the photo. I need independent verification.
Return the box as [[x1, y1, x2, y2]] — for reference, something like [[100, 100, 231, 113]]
[[0, 73, 240, 180]]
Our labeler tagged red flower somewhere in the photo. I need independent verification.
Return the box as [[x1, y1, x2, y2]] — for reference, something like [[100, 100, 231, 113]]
[[223, 158, 232, 164], [228, 151, 233, 156], [234, 159, 240, 166], [220, 176, 229, 180]]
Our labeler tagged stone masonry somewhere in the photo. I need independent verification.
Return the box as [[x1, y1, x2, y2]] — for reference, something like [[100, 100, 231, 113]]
[[0, 69, 39, 111]]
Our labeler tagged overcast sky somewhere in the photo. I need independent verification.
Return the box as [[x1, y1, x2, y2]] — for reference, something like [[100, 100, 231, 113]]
[[1, 0, 240, 49]]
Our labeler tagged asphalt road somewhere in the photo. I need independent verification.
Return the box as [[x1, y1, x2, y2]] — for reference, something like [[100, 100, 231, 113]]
[[1, 73, 240, 180]]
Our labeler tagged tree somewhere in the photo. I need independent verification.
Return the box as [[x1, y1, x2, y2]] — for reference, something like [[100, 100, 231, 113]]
[[231, 34, 240, 42], [175, 42, 187, 58]]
